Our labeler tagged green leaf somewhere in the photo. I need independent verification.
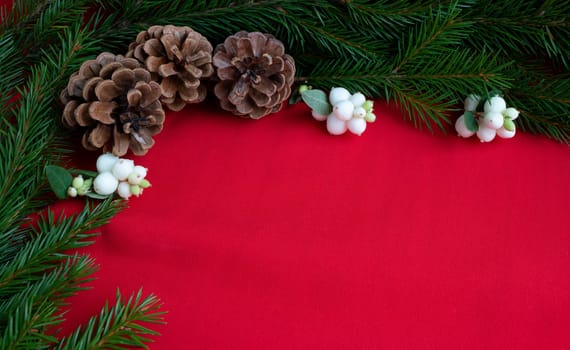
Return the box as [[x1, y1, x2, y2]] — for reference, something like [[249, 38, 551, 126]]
[[85, 192, 111, 200], [464, 111, 479, 132], [46, 165, 72, 199], [300, 89, 331, 116], [503, 117, 515, 131], [69, 168, 99, 178]]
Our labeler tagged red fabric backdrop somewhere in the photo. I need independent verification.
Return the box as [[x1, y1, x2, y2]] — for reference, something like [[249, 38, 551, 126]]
[[63, 101, 569, 350], [3, 2, 570, 348]]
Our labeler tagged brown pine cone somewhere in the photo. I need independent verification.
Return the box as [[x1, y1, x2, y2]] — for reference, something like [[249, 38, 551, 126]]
[[61, 52, 165, 156], [212, 31, 296, 119], [127, 25, 214, 111]]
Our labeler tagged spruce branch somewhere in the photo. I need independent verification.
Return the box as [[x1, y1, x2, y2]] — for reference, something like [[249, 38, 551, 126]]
[[0, 298, 60, 350], [0, 22, 101, 233], [0, 255, 97, 349], [0, 199, 122, 297], [390, 85, 454, 132], [0, 0, 92, 67], [56, 289, 165, 350], [0, 34, 23, 113], [464, 0, 570, 69], [391, 2, 473, 74]]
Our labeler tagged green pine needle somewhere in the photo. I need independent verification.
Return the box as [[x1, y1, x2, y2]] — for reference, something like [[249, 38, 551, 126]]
[[56, 289, 165, 350]]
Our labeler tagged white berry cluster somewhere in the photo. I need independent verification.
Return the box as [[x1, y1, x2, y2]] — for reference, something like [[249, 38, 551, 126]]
[[455, 94, 520, 142], [93, 154, 151, 199], [67, 154, 151, 199], [312, 87, 376, 136]]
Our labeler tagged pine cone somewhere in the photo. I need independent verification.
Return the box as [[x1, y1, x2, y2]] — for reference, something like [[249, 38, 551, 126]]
[[127, 25, 214, 111], [213, 31, 296, 119], [61, 52, 165, 156]]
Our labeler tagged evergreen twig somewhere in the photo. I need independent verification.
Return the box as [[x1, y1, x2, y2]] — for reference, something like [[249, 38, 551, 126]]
[[56, 289, 165, 350]]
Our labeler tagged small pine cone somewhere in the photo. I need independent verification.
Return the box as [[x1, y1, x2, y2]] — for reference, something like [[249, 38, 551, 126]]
[[61, 52, 165, 156], [213, 31, 296, 119], [127, 25, 214, 111]]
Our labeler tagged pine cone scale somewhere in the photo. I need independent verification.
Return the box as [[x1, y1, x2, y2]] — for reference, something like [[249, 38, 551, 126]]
[[74, 103, 94, 126], [82, 77, 103, 100], [99, 62, 123, 78], [95, 80, 123, 102], [143, 39, 164, 57], [87, 123, 112, 148], [88, 101, 117, 124], [158, 62, 177, 77], [113, 127, 130, 156], [136, 81, 162, 106], [263, 57, 285, 76], [253, 76, 278, 95], [263, 38, 285, 56], [212, 52, 233, 69], [249, 88, 271, 107], [62, 100, 79, 128], [127, 89, 142, 106], [247, 32, 267, 57]]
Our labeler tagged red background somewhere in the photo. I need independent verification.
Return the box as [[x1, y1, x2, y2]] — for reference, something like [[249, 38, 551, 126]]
[[3, 2, 570, 348], [65, 101, 569, 349]]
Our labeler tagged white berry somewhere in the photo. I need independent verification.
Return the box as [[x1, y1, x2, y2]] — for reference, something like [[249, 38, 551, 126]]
[[332, 100, 354, 121], [464, 94, 480, 112], [127, 166, 148, 185], [326, 114, 347, 135], [311, 110, 327, 121], [476, 126, 497, 142], [130, 185, 143, 197], [133, 165, 147, 178], [481, 111, 504, 130], [96, 153, 119, 173], [72, 175, 84, 189], [93, 172, 119, 195], [347, 117, 367, 135], [111, 158, 135, 181], [497, 126, 516, 139], [455, 114, 475, 138], [67, 187, 78, 198], [484, 96, 507, 113], [352, 106, 366, 119], [503, 107, 519, 120], [329, 87, 351, 105], [349, 92, 366, 107], [117, 182, 132, 199], [365, 112, 376, 123]]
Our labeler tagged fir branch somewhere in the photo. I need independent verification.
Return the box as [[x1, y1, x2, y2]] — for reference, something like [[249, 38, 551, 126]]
[[0, 22, 100, 233], [390, 85, 454, 132], [0, 298, 60, 350], [0, 199, 122, 297], [464, 0, 570, 69], [0, 0, 92, 66], [0, 255, 96, 349], [0, 34, 22, 113], [56, 289, 164, 350], [392, 1, 473, 73], [0, 255, 96, 325]]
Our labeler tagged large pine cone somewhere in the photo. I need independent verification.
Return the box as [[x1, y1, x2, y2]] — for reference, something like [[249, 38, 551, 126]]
[[61, 52, 165, 156], [127, 25, 214, 111], [213, 31, 296, 119]]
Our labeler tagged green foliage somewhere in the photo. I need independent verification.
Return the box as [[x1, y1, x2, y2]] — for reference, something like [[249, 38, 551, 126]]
[[0, 2, 163, 348], [76, 0, 568, 142], [56, 289, 164, 350]]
